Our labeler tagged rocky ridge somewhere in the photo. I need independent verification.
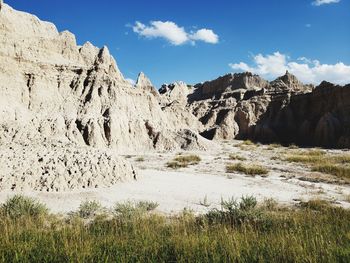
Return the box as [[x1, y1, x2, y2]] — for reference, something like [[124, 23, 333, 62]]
[[0, 2, 208, 191], [161, 71, 349, 148]]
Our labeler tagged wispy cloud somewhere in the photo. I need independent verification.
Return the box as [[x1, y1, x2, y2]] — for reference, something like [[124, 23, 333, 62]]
[[132, 21, 219, 46], [312, 0, 340, 6], [229, 52, 350, 85]]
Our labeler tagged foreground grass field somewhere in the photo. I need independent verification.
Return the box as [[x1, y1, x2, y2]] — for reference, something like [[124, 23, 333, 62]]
[[0, 196, 349, 262]]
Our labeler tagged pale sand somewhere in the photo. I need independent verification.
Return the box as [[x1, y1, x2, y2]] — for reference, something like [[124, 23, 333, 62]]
[[0, 141, 349, 214]]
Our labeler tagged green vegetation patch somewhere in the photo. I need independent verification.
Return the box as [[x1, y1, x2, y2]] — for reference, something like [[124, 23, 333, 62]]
[[0, 195, 48, 220], [0, 196, 349, 262], [226, 162, 269, 176], [167, 154, 201, 169]]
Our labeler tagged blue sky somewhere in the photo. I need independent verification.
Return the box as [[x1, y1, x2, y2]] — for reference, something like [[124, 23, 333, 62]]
[[6, 0, 350, 86]]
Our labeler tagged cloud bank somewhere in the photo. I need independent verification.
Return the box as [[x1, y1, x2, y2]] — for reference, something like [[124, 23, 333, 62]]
[[229, 52, 350, 85], [132, 21, 219, 45], [312, 0, 340, 6]]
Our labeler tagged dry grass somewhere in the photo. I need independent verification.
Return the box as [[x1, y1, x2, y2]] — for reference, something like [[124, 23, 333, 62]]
[[135, 157, 145, 162], [226, 162, 269, 176], [284, 150, 350, 181], [266, 143, 283, 150], [228, 154, 247, 161], [1, 196, 350, 262], [312, 164, 350, 180], [344, 195, 350, 203], [167, 154, 201, 169]]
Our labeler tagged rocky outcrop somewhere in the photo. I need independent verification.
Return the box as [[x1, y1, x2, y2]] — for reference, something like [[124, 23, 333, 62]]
[[0, 3, 206, 152], [135, 72, 159, 98], [0, 142, 136, 192], [164, 71, 349, 148], [253, 82, 350, 147], [0, 3, 208, 191]]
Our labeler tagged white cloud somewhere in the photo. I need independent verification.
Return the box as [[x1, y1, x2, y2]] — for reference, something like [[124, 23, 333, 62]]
[[229, 52, 350, 85], [189, 29, 219, 44], [132, 21, 219, 46], [312, 0, 340, 6]]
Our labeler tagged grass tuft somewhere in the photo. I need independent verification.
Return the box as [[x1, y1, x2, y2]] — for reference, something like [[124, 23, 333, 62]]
[[0, 195, 48, 220], [114, 200, 158, 218], [78, 200, 103, 219], [167, 154, 201, 169], [312, 164, 350, 179], [229, 154, 247, 161], [284, 150, 350, 182], [226, 162, 269, 176]]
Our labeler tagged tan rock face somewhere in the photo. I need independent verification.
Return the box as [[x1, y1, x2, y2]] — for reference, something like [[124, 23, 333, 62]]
[[0, 3, 208, 191], [162, 71, 349, 148], [0, 3, 206, 152]]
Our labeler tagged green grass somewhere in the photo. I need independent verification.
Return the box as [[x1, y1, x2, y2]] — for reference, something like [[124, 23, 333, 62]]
[[226, 162, 269, 176], [1, 195, 48, 220], [77, 200, 103, 219], [114, 200, 158, 218], [0, 197, 349, 262], [167, 154, 201, 169]]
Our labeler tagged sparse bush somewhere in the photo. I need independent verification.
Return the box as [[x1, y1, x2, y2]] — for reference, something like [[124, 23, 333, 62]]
[[228, 154, 247, 161], [261, 198, 279, 211], [299, 199, 332, 211], [78, 200, 103, 219], [173, 155, 201, 164], [167, 154, 201, 169], [207, 196, 263, 226], [226, 162, 269, 176], [166, 161, 188, 169], [239, 195, 258, 211], [137, 201, 159, 211], [135, 157, 145, 162], [1, 195, 48, 219], [114, 200, 158, 218]]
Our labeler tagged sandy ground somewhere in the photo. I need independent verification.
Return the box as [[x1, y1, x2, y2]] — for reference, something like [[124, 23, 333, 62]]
[[0, 141, 349, 214]]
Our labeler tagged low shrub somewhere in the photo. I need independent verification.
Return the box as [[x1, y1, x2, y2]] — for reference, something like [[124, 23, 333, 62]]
[[167, 154, 201, 169], [226, 162, 269, 176], [78, 200, 103, 219], [228, 154, 247, 161], [1, 195, 48, 219], [114, 200, 158, 218]]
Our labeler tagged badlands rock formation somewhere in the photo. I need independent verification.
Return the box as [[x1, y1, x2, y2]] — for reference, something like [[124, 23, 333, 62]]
[[167, 71, 349, 148], [0, 2, 207, 191]]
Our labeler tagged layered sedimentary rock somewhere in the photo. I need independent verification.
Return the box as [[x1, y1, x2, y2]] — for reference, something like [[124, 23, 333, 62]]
[[0, 3, 207, 191], [164, 71, 349, 148], [255, 81, 350, 147]]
